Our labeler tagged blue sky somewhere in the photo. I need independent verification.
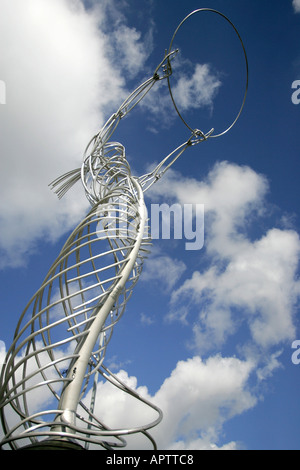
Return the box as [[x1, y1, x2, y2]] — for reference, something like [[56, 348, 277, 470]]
[[1, 0, 300, 450]]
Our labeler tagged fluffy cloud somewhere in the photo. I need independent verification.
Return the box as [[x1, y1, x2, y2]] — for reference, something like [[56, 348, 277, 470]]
[[111, 24, 152, 79], [0, 0, 151, 268], [0, 351, 255, 450], [171, 63, 221, 112], [84, 355, 256, 450], [293, 0, 300, 13], [140, 61, 222, 130], [140, 247, 187, 291], [149, 161, 300, 354], [152, 355, 256, 449], [171, 227, 300, 350]]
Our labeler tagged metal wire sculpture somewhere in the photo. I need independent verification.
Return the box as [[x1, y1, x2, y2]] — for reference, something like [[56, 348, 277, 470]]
[[0, 9, 248, 450]]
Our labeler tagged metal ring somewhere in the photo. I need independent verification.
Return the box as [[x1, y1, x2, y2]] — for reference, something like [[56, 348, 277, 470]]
[[167, 8, 249, 138]]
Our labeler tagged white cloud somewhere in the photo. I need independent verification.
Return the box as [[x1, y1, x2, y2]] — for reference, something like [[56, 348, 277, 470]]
[[293, 0, 300, 13], [3, 350, 255, 449], [140, 247, 187, 291], [256, 349, 283, 381], [172, 63, 221, 112], [153, 355, 256, 449], [84, 355, 256, 449], [168, 438, 238, 450], [106, 355, 132, 371], [111, 24, 152, 79], [149, 161, 300, 354], [141, 61, 222, 131], [0, 0, 150, 268], [140, 312, 155, 325], [173, 228, 300, 350]]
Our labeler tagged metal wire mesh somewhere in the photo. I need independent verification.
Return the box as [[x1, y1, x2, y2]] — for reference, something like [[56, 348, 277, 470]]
[[0, 160, 161, 449], [0, 9, 248, 450], [0, 51, 174, 451]]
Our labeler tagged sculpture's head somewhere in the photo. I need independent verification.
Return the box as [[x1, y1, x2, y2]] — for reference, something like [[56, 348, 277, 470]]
[[81, 141, 132, 206]]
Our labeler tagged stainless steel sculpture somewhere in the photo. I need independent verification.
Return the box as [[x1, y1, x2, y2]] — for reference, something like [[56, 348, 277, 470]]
[[0, 9, 248, 450]]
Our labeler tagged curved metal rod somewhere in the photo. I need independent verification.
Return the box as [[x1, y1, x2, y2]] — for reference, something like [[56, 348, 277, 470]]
[[167, 8, 249, 138]]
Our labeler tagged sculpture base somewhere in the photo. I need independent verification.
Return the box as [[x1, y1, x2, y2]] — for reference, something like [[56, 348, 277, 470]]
[[18, 439, 85, 450]]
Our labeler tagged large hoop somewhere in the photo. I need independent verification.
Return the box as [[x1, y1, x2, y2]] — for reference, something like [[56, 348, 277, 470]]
[[167, 8, 249, 138]]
